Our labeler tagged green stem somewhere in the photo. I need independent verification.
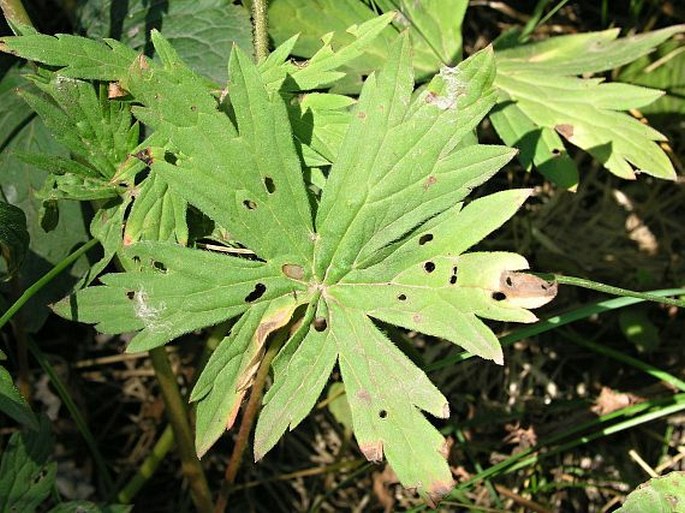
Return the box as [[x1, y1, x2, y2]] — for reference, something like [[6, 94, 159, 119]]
[[148, 347, 214, 513], [0, 0, 32, 30], [214, 331, 286, 513], [24, 335, 115, 494], [552, 274, 685, 309], [0, 238, 99, 330], [251, 0, 269, 63]]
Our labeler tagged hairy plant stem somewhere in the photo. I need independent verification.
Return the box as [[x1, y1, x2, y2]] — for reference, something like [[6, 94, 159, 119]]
[[148, 347, 214, 513], [552, 274, 685, 309], [214, 331, 286, 513], [251, 0, 269, 63], [0, 0, 32, 29]]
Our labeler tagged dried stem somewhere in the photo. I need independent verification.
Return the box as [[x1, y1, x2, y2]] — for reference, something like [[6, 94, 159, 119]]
[[214, 332, 285, 513]]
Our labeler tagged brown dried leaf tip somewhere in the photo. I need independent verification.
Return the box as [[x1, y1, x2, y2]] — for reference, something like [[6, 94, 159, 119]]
[[555, 123, 575, 139], [499, 271, 557, 309], [107, 82, 129, 99]]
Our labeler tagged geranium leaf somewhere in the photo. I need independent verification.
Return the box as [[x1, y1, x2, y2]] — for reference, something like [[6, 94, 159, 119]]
[[53, 242, 306, 353], [12, 27, 557, 502], [493, 26, 683, 183]]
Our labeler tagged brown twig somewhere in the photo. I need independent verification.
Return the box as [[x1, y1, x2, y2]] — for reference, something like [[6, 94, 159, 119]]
[[214, 332, 285, 513]]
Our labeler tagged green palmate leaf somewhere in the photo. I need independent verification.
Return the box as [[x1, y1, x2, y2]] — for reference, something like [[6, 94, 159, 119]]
[[615, 472, 685, 513], [0, 417, 56, 513], [54, 242, 307, 353], [0, 34, 137, 81], [0, 201, 29, 281], [492, 26, 684, 184], [76, 0, 252, 85], [41, 32, 554, 500]]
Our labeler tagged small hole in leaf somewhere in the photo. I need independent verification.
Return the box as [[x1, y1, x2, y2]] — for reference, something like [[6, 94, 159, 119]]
[[313, 317, 327, 332], [126, 291, 135, 300], [153, 261, 167, 273], [505, 276, 513, 286], [552, 148, 561, 156], [190, 105, 197, 112], [449, 266, 458, 285], [264, 176, 275, 194], [164, 151, 177, 165], [492, 292, 507, 301], [418, 233, 433, 245], [397, 294, 407, 301], [132, 256, 141, 264], [423, 261, 436, 273], [244, 283, 266, 302], [33, 468, 48, 484], [541, 283, 548, 290], [378, 410, 388, 419], [243, 199, 257, 210]]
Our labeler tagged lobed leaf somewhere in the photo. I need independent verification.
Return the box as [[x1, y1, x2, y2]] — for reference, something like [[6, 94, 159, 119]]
[[314, 37, 501, 282], [53, 242, 307, 353], [493, 26, 683, 184], [0, 34, 137, 80], [495, 71, 675, 180]]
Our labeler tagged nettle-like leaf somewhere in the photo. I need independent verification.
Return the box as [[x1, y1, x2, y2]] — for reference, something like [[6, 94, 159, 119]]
[[45, 31, 555, 501], [491, 25, 684, 187]]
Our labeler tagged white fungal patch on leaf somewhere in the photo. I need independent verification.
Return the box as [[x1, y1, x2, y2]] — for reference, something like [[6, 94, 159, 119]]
[[133, 288, 168, 331], [428, 66, 467, 110]]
